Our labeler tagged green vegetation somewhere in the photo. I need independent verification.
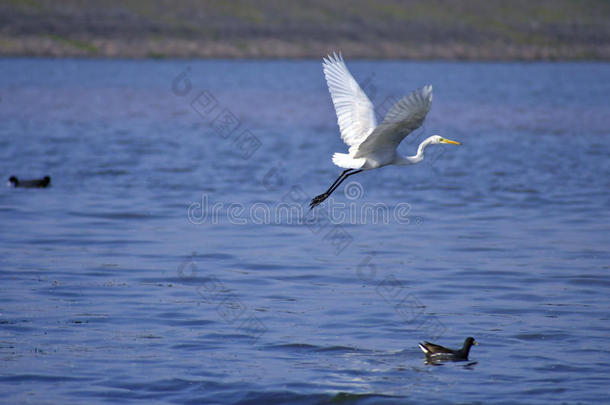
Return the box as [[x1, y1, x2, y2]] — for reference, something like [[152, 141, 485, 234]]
[[146, 51, 166, 59], [47, 34, 98, 54]]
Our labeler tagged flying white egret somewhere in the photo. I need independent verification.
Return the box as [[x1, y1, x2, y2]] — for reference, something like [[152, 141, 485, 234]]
[[310, 53, 461, 209]]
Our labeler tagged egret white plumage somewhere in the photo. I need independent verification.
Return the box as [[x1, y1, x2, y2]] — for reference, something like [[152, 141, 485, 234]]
[[310, 53, 461, 209]]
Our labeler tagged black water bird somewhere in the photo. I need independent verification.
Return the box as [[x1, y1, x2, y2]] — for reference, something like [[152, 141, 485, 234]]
[[8, 176, 51, 188], [418, 337, 478, 361]]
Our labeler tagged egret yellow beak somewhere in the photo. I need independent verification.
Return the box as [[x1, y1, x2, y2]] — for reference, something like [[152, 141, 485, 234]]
[[440, 138, 461, 145]]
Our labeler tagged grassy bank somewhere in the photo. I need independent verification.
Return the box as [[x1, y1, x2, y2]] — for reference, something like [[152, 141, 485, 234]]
[[1, 0, 609, 60]]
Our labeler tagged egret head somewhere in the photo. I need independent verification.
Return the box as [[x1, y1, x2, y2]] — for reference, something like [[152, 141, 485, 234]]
[[430, 135, 461, 145]]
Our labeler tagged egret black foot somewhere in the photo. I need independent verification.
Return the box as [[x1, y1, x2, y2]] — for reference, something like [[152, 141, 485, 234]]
[[310, 193, 329, 209]]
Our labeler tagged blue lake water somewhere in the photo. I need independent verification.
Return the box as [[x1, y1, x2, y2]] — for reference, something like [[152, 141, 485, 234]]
[[0, 58, 609, 404]]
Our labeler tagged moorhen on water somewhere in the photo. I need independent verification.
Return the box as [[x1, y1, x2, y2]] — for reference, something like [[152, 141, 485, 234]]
[[418, 337, 478, 361], [8, 176, 51, 188]]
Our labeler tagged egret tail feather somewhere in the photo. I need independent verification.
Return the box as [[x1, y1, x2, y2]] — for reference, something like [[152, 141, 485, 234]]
[[332, 153, 365, 169]]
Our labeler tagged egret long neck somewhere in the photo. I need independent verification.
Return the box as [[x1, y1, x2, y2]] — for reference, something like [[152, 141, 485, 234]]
[[397, 137, 435, 165]]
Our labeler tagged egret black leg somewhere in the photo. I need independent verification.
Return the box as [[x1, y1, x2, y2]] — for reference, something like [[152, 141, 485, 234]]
[[310, 169, 363, 209], [325, 169, 353, 194], [310, 169, 351, 209], [326, 169, 362, 197]]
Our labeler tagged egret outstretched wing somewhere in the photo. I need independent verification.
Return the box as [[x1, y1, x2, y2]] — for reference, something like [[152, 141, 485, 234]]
[[323, 53, 377, 153], [354, 85, 433, 158]]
